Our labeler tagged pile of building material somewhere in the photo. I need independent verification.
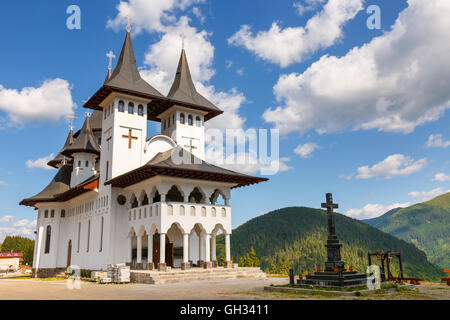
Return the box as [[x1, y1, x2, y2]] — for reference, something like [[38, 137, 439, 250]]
[[106, 263, 130, 283], [91, 271, 108, 282]]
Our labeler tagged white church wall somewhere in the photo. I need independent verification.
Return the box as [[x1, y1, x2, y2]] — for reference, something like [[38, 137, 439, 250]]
[[70, 153, 97, 188]]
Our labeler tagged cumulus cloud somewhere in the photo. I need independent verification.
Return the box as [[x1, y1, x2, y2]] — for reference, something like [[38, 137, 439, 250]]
[[294, 0, 326, 16], [0, 217, 36, 242], [263, 0, 450, 135], [228, 0, 363, 67], [433, 173, 450, 182], [0, 79, 76, 125], [425, 134, 450, 148], [0, 215, 14, 223], [294, 143, 320, 158], [408, 187, 450, 202], [25, 154, 55, 171], [355, 154, 427, 180], [345, 202, 410, 220]]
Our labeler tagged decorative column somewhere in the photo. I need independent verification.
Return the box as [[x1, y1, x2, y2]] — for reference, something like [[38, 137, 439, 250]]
[[33, 225, 44, 278], [183, 195, 189, 203], [158, 233, 166, 270], [136, 234, 143, 270], [204, 234, 212, 268], [160, 194, 166, 202], [197, 233, 203, 267], [224, 233, 233, 268], [181, 233, 190, 270], [211, 234, 217, 267], [127, 235, 133, 267], [147, 233, 154, 270]]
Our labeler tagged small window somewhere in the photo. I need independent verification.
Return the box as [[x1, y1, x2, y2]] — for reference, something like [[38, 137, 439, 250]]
[[106, 161, 109, 181], [163, 120, 166, 130], [61, 210, 66, 218], [98, 137, 101, 145], [87, 220, 91, 252], [44, 210, 48, 218], [50, 210, 55, 218], [118, 101, 125, 112], [85, 161, 89, 167], [104, 109, 107, 119], [138, 105, 144, 116], [100, 217, 104, 252], [188, 115, 193, 126], [196, 116, 201, 127], [128, 102, 134, 114], [180, 113, 185, 124], [168, 117, 171, 127], [44, 225, 51, 254]]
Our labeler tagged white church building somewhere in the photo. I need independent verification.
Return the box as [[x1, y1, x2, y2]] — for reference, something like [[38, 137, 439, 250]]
[[20, 30, 267, 278]]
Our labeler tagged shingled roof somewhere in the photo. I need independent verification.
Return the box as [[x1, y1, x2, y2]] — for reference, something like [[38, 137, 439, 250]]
[[62, 115, 100, 157], [83, 31, 166, 111], [47, 128, 74, 168], [105, 147, 268, 189]]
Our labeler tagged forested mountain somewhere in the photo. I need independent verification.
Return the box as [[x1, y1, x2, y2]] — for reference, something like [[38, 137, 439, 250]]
[[363, 192, 450, 268], [219, 207, 443, 281], [1, 236, 34, 266]]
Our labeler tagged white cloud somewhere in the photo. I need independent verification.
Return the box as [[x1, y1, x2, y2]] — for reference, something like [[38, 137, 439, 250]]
[[294, 143, 320, 158], [263, 0, 450, 135], [25, 154, 55, 171], [228, 0, 363, 67], [192, 6, 205, 23], [293, 0, 326, 16], [433, 173, 450, 182], [355, 154, 427, 180], [425, 134, 450, 148], [0, 79, 76, 125], [0, 215, 14, 223], [408, 187, 450, 202], [345, 202, 410, 220], [106, 0, 205, 34]]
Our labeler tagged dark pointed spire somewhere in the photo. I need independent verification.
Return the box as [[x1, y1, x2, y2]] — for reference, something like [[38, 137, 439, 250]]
[[167, 49, 221, 113], [104, 32, 164, 98], [104, 68, 112, 84], [47, 128, 74, 168], [62, 114, 100, 157]]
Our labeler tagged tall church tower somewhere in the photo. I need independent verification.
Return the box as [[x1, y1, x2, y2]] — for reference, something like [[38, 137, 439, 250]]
[[84, 31, 165, 186], [161, 49, 223, 160]]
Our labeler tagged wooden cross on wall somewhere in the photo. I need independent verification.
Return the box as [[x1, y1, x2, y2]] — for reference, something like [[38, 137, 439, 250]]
[[123, 129, 138, 149], [184, 140, 197, 154]]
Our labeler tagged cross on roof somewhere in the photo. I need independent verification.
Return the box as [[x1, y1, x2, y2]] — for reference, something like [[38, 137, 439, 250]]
[[126, 15, 132, 32], [123, 128, 138, 149], [106, 50, 116, 70], [66, 115, 77, 131], [180, 33, 186, 49]]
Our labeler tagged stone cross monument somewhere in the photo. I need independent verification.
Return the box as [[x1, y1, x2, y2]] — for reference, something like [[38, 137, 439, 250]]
[[321, 193, 344, 272]]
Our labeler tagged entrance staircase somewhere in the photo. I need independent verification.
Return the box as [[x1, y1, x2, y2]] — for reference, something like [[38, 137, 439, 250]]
[[130, 267, 266, 285]]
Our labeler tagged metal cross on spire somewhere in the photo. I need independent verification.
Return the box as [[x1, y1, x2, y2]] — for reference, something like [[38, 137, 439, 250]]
[[106, 50, 116, 71], [180, 33, 186, 49], [126, 15, 132, 32], [66, 115, 77, 131]]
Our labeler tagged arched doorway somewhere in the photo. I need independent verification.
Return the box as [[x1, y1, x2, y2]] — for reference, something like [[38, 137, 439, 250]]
[[67, 240, 72, 267]]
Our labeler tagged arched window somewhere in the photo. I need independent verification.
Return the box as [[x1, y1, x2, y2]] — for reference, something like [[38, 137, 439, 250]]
[[85, 161, 89, 167], [180, 113, 185, 124], [99, 216, 104, 252], [44, 225, 51, 254], [61, 210, 66, 218], [188, 115, 193, 126], [87, 220, 91, 252], [50, 210, 55, 218], [142, 194, 149, 206], [138, 105, 144, 116], [163, 120, 166, 130], [180, 205, 185, 216], [44, 210, 48, 218], [196, 116, 201, 127], [77, 222, 81, 253], [166, 185, 183, 202], [105, 161, 109, 181], [131, 196, 138, 209], [118, 101, 125, 112], [153, 190, 161, 203], [128, 102, 134, 114], [189, 187, 204, 203], [190, 206, 196, 216]]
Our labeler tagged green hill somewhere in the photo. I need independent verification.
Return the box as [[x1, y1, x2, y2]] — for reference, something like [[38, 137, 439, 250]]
[[218, 207, 443, 281], [363, 192, 450, 268]]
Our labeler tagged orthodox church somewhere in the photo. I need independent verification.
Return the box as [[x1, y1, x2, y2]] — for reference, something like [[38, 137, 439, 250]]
[[20, 30, 267, 278]]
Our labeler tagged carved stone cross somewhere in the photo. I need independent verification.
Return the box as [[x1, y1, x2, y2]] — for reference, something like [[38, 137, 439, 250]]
[[321, 193, 338, 236], [122, 128, 138, 149]]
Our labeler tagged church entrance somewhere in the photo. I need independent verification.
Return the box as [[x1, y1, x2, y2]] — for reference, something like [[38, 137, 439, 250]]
[[67, 240, 72, 267], [152, 234, 174, 268]]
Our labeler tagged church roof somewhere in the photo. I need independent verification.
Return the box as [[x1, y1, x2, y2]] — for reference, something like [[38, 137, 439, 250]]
[[164, 49, 222, 115], [105, 147, 268, 189], [19, 165, 73, 206], [47, 128, 74, 168], [20, 168, 99, 208], [74, 110, 102, 138], [62, 115, 100, 157], [83, 32, 166, 111]]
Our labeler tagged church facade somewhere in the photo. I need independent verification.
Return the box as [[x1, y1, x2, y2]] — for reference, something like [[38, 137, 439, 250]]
[[20, 31, 267, 278]]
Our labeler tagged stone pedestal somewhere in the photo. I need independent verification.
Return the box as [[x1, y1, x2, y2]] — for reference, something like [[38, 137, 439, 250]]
[[203, 261, 213, 269], [224, 261, 233, 269], [212, 261, 218, 268], [158, 263, 167, 271], [146, 262, 155, 270], [125, 262, 132, 268], [197, 260, 204, 267], [181, 262, 191, 270], [135, 263, 143, 270]]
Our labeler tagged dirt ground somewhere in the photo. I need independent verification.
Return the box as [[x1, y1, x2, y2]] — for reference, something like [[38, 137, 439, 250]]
[[0, 277, 448, 300]]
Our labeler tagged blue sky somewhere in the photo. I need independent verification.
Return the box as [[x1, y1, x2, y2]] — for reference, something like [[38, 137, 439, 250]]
[[0, 0, 449, 240]]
